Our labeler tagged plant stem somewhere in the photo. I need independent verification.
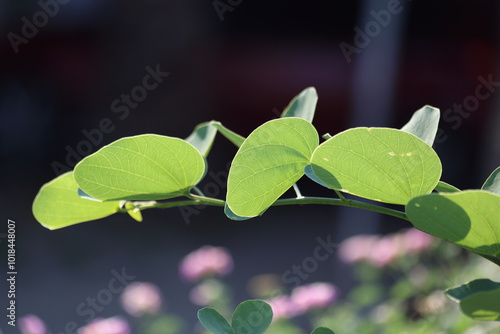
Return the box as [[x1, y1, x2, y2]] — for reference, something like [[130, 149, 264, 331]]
[[334, 190, 347, 202], [192, 186, 206, 197], [186, 194, 226, 207], [126, 196, 225, 211], [126, 196, 407, 221], [292, 183, 304, 199], [273, 196, 409, 221]]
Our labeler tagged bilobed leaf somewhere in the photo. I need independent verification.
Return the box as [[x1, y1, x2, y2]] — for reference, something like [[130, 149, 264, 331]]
[[482, 167, 500, 195], [210, 121, 245, 147], [446, 279, 500, 321], [74, 134, 205, 201], [434, 181, 460, 193], [446, 279, 500, 302], [311, 328, 336, 334], [310, 128, 442, 204], [304, 165, 329, 188], [401, 105, 440, 146], [198, 308, 235, 334], [224, 203, 252, 221], [186, 122, 218, 157], [77, 188, 101, 201], [32, 172, 120, 230], [460, 289, 500, 321], [281, 87, 318, 123], [406, 191, 500, 256], [226, 118, 318, 218], [231, 300, 273, 334]]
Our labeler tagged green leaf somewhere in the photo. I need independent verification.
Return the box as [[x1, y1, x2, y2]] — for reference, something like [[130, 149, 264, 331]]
[[186, 122, 218, 157], [280, 87, 318, 123], [446, 279, 500, 321], [32, 172, 120, 230], [198, 308, 235, 334], [311, 328, 336, 334], [461, 290, 500, 321], [231, 300, 273, 334], [74, 134, 206, 201], [226, 118, 318, 217], [210, 121, 246, 147], [401, 105, 440, 146], [304, 165, 329, 188], [406, 190, 500, 256], [125, 202, 143, 222], [310, 128, 442, 205], [224, 203, 252, 221], [446, 279, 500, 302], [77, 188, 101, 201], [434, 181, 460, 193], [482, 167, 500, 195]]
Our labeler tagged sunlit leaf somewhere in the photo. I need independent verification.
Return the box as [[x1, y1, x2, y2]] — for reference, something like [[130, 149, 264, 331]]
[[434, 181, 460, 193], [310, 128, 442, 204], [231, 300, 273, 334], [74, 134, 205, 201], [406, 190, 500, 256], [401, 105, 440, 146], [210, 121, 245, 147], [482, 167, 500, 195], [304, 165, 329, 188], [280, 87, 318, 123], [125, 202, 143, 222], [226, 118, 318, 217], [186, 122, 218, 157], [224, 203, 252, 221], [32, 172, 120, 230]]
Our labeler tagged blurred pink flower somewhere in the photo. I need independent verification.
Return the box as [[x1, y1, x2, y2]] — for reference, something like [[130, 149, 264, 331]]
[[179, 246, 234, 282], [79, 317, 130, 334], [19, 314, 47, 334], [402, 228, 434, 254], [120, 282, 162, 317], [267, 295, 299, 320], [366, 234, 404, 267], [290, 282, 338, 314], [338, 234, 379, 264]]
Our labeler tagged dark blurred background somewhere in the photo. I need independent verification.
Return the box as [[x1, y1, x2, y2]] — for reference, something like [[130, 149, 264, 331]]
[[1, 0, 500, 332]]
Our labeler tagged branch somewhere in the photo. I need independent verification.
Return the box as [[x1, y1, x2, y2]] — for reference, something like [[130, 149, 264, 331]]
[[272, 196, 408, 221]]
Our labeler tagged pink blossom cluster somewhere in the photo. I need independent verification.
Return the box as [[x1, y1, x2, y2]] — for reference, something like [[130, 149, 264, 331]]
[[19, 315, 47, 334], [19, 281, 163, 334], [179, 245, 234, 282], [120, 282, 163, 317], [19, 315, 131, 334], [79, 317, 130, 334], [338, 228, 434, 267], [268, 282, 338, 320]]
